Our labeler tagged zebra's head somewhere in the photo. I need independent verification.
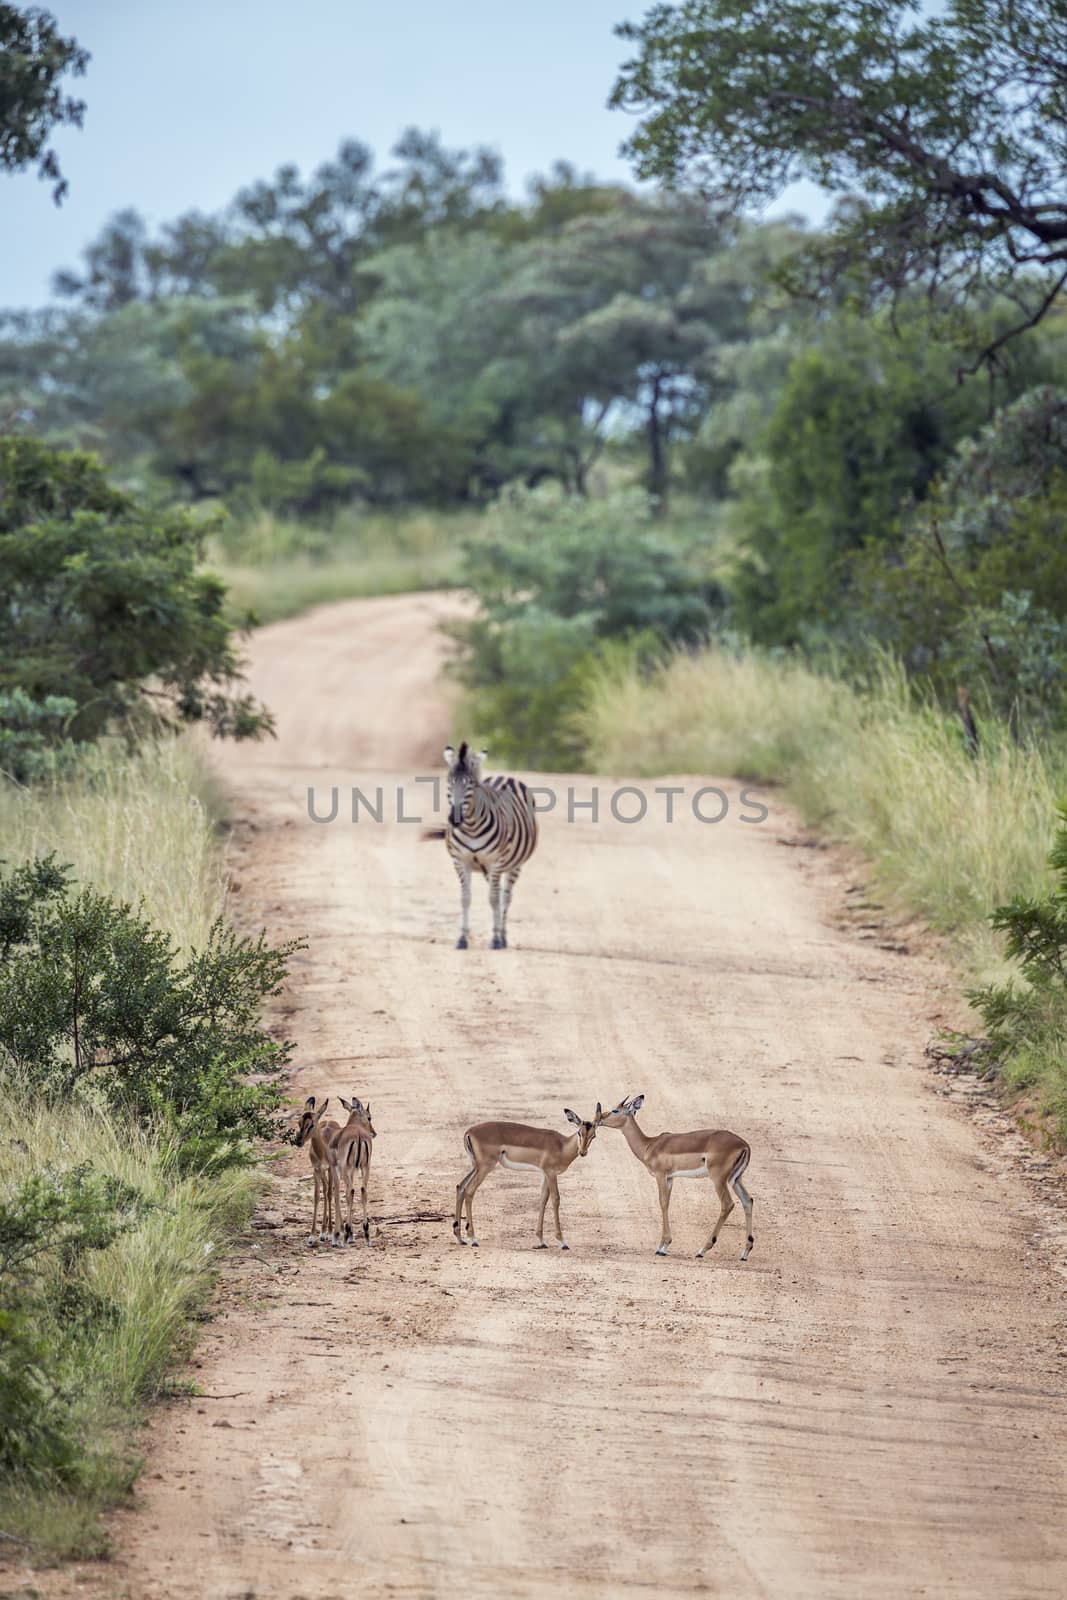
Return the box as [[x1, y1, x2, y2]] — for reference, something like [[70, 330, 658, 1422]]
[[444, 742, 486, 826]]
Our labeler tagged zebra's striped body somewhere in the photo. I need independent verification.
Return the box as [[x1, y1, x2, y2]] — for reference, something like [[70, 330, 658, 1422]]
[[439, 743, 538, 949]]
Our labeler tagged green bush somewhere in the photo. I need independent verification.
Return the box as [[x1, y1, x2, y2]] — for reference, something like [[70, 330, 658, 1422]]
[[0, 856, 299, 1171], [450, 490, 719, 765], [0, 1166, 143, 1482], [854, 388, 1067, 732], [0, 437, 272, 759], [971, 806, 1067, 1141]]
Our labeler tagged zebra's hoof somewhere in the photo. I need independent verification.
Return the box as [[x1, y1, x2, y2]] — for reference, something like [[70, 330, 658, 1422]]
[[456, 935, 468, 950], [490, 935, 504, 949]]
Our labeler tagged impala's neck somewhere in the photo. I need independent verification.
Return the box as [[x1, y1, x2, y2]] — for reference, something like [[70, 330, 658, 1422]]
[[619, 1115, 654, 1164], [558, 1130, 582, 1169]]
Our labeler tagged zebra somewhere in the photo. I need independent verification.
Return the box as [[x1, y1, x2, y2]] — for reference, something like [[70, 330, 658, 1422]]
[[424, 742, 538, 950]]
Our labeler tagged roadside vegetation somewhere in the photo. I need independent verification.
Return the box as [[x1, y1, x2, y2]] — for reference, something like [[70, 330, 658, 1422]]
[[0, 440, 294, 1557]]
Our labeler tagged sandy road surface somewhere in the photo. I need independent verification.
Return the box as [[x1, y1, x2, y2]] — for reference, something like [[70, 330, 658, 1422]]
[[61, 593, 1067, 1596]]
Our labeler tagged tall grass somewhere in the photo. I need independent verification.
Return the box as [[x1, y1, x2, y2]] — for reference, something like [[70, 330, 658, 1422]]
[[212, 505, 482, 624], [581, 648, 1064, 980], [0, 738, 226, 950], [0, 1089, 256, 1555], [0, 738, 256, 1558]]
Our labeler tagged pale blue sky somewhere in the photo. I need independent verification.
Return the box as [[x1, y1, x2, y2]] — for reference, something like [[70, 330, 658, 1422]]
[[3, 1, 825, 308]]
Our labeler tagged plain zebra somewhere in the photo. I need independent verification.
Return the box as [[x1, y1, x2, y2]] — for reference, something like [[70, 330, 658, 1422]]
[[424, 743, 538, 949]]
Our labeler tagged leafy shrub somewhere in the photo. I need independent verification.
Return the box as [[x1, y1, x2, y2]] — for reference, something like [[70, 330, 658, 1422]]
[[0, 856, 300, 1170], [854, 387, 1067, 731], [970, 806, 1067, 1142], [0, 689, 86, 785], [450, 490, 719, 764], [0, 437, 272, 760], [0, 1166, 143, 1481]]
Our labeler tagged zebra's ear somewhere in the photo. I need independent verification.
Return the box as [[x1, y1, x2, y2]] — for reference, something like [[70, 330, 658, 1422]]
[[443, 745, 455, 766]]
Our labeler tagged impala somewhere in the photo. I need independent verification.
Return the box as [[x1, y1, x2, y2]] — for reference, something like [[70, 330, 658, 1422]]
[[329, 1095, 376, 1248], [597, 1095, 754, 1260], [453, 1105, 600, 1249], [293, 1096, 340, 1246]]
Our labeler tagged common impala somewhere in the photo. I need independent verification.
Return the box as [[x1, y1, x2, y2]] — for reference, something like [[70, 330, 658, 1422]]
[[597, 1095, 754, 1260], [328, 1095, 376, 1248], [454, 1106, 600, 1249], [293, 1096, 340, 1246]]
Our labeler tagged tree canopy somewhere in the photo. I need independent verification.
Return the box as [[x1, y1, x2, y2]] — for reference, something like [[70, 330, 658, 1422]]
[[0, 3, 88, 200], [612, 0, 1067, 360]]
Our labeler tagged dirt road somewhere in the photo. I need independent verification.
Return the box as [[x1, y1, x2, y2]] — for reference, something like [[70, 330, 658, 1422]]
[[110, 593, 1067, 1596]]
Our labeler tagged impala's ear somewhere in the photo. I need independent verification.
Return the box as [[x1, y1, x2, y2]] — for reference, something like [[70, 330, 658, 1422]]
[[564, 1107, 581, 1126], [303, 1096, 316, 1111], [339, 1096, 353, 1111], [313, 1098, 330, 1122], [363, 1102, 371, 1120], [443, 745, 455, 765], [630, 1094, 645, 1112], [595, 1102, 602, 1120]]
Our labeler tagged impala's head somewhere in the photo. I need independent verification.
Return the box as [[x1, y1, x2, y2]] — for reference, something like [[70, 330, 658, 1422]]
[[596, 1094, 644, 1130], [443, 741, 486, 826], [294, 1095, 331, 1147], [564, 1104, 601, 1155], [340, 1095, 376, 1138]]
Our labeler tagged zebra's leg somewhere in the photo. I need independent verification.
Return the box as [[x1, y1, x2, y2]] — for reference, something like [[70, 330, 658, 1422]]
[[453, 856, 472, 950], [488, 868, 505, 949], [499, 867, 520, 949]]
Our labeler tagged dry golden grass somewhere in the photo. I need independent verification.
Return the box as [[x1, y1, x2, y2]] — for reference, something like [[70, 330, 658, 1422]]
[[581, 647, 1063, 980]]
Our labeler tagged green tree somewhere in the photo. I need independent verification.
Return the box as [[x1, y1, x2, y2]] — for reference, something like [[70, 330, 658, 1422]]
[[500, 195, 728, 505], [732, 309, 992, 641], [0, 3, 88, 200], [0, 438, 272, 748], [855, 386, 1067, 727], [612, 0, 1067, 361]]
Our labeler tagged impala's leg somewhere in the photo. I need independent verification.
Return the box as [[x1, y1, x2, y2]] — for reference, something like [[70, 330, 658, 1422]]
[[654, 1173, 673, 1256], [454, 1161, 478, 1242], [463, 1163, 492, 1246], [697, 1176, 735, 1259], [453, 856, 472, 950], [733, 1169, 755, 1261], [488, 867, 504, 949], [330, 1159, 344, 1247], [343, 1154, 358, 1246], [549, 1174, 568, 1250], [308, 1165, 321, 1247], [534, 1174, 551, 1247], [360, 1149, 371, 1247], [322, 1159, 333, 1241]]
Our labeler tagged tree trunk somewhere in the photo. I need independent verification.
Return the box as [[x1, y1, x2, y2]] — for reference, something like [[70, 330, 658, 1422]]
[[647, 376, 668, 514]]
